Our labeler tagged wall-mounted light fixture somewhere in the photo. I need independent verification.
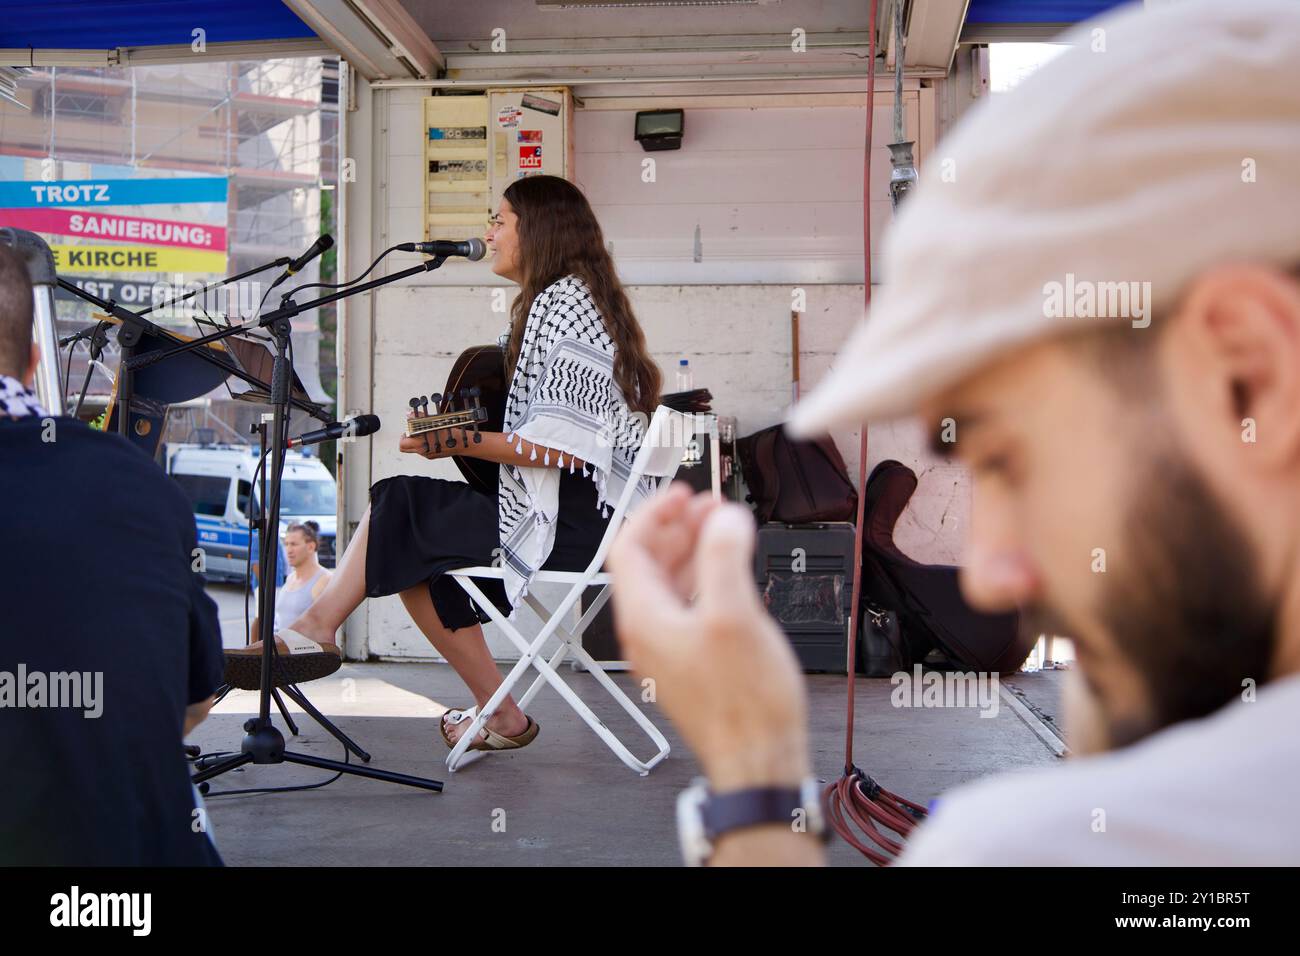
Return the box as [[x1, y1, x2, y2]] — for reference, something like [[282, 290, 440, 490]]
[[635, 109, 684, 151]]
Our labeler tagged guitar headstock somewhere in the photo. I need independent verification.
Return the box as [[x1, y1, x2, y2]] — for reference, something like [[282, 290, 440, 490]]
[[405, 387, 488, 452]]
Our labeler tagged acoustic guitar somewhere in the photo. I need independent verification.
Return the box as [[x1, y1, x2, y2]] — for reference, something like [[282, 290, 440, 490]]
[[405, 344, 508, 495]]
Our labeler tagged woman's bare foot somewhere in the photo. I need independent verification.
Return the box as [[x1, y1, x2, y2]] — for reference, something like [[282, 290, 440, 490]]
[[442, 701, 530, 746]]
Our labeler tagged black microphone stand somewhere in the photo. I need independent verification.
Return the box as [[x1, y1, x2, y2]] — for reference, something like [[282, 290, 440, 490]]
[[136, 257, 291, 318], [177, 255, 454, 795], [60, 253, 448, 794]]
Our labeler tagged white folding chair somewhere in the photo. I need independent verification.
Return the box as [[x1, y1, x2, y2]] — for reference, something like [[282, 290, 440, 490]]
[[444, 406, 708, 775]]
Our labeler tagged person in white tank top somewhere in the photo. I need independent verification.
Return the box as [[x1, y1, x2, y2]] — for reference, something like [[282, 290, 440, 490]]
[[252, 522, 332, 637]]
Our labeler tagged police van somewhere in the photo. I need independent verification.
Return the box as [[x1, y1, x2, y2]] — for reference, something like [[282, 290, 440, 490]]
[[164, 442, 338, 584]]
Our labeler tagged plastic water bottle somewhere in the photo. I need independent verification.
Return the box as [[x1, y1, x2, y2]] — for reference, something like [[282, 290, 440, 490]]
[[675, 358, 693, 392]]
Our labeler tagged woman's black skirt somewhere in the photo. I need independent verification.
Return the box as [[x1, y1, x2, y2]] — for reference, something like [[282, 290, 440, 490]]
[[365, 469, 609, 631]]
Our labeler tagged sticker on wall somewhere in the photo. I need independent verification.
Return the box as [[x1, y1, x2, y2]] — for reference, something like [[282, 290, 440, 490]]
[[520, 92, 561, 116], [517, 129, 543, 144], [518, 145, 543, 169], [496, 106, 522, 128]]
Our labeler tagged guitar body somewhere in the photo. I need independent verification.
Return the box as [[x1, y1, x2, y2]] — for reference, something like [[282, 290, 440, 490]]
[[442, 344, 507, 495]]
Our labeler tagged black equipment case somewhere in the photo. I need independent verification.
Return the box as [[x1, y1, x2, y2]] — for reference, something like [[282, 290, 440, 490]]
[[753, 521, 856, 673]]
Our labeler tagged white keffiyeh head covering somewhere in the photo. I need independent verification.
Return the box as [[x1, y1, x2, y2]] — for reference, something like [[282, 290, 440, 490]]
[[0, 374, 48, 421], [497, 274, 654, 605]]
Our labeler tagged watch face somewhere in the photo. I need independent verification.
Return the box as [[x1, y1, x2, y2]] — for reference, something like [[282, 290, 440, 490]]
[[801, 778, 827, 836]]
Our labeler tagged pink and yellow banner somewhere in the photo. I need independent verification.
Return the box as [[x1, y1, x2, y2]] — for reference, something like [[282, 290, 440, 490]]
[[0, 207, 226, 251]]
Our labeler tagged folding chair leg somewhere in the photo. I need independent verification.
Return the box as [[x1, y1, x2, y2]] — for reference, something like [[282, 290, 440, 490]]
[[521, 591, 671, 774], [445, 576, 670, 775], [444, 629, 548, 773], [443, 575, 582, 772], [515, 636, 570, 712]]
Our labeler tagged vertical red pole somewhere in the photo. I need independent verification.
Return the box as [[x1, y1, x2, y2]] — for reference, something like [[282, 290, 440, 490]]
[[842, 0, 877, 772]]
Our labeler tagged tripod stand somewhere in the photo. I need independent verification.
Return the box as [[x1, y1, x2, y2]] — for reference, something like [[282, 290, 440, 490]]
[[63, 253, 453, 794]]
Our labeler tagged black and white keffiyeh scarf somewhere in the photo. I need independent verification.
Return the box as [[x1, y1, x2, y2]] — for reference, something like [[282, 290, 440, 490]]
[[0, 374, 48, 421], [497, 274, 654, 604]]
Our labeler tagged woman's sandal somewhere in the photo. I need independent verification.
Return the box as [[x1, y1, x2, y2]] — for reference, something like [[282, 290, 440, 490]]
[[223, 628, 343, 690], [439, 709, 540, 752]]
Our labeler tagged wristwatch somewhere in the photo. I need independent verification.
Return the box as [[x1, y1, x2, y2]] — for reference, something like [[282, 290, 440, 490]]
[[676, 776, 827, 867]]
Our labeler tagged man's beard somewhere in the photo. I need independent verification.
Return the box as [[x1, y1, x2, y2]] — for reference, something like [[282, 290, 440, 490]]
[[1024, 445, 1276, 750]]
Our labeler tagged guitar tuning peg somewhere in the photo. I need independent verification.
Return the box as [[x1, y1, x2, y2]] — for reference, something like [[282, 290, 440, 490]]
[[408, 396, 420, 410], [431, 391, 443, 413]]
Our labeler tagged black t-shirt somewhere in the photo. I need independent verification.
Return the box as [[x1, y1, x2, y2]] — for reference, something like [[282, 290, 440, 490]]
[[0, 416, 224, 865]]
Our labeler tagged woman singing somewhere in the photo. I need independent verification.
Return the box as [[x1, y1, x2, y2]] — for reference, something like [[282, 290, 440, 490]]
[[225, 175, 661, 755]]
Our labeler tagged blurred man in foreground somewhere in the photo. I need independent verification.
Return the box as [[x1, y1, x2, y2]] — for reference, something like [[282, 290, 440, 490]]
[[610, 0, 1300, 865], [0, 243, 225, 865]]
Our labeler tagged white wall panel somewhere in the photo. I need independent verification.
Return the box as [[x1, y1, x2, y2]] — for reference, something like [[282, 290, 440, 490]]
[[342, 83, 965, 662]]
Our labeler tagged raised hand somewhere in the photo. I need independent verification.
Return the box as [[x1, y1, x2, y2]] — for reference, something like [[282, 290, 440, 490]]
[[608, 482, 810, 793]]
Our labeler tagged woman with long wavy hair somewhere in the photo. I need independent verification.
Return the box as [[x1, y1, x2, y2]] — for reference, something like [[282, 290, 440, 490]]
[[225, 175, 662, 755]]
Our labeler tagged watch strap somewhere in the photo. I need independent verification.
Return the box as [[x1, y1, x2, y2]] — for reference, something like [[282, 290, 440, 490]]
[[699, 786, 805, 842]]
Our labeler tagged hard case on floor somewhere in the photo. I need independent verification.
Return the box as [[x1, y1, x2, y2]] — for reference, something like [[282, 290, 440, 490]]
[[753, 521, 856, 673]]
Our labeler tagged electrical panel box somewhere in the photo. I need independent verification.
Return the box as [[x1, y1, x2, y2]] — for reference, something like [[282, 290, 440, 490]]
[[423, 88, 574, 252], [422, 94, 490, 246]]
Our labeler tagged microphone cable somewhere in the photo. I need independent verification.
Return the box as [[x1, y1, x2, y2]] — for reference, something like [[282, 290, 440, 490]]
[[276, 243, 406, 300]]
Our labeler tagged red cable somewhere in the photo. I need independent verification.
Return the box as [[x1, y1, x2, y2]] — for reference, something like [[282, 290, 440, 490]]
[[823, 0, 929, 864]]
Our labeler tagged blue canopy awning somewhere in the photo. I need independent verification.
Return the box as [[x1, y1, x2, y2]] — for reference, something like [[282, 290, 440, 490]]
[[966, 1, 1129, 24], [0, 0, 316, 51]]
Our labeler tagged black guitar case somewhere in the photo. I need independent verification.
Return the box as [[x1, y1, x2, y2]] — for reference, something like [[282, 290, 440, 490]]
[[861, 459, 1033, 675]]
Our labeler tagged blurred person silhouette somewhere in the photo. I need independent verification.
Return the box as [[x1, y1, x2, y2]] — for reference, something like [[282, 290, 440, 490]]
[[0, 243, 224, 865], [610, 0, 1300, 866]]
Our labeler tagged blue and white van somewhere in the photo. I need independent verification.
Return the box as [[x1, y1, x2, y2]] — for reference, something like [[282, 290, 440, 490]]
[[164, 442, 338, 584]]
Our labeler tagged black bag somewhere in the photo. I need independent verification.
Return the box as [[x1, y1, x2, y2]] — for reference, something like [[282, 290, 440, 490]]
[[737, 425, 858, 524], [859, 602, 909, 677]]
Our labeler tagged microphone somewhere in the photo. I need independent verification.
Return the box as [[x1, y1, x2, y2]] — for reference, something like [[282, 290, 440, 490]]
[[396, 238, 487, 261], [271, 234, 334, 288], [286, 414, 380, 448]]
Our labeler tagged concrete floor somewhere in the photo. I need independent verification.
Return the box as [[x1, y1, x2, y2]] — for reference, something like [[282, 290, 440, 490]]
[[1003, 670, 1069, 748], [188, 660, 1063, 866]]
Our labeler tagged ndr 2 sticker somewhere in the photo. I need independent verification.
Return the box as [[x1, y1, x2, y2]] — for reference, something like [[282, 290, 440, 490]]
[[518, 145, 543, 169]]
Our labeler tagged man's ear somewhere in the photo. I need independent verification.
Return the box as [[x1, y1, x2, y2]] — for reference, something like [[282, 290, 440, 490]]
[[1168, 263, 1300, 472], [23, 342, 39, 390]]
